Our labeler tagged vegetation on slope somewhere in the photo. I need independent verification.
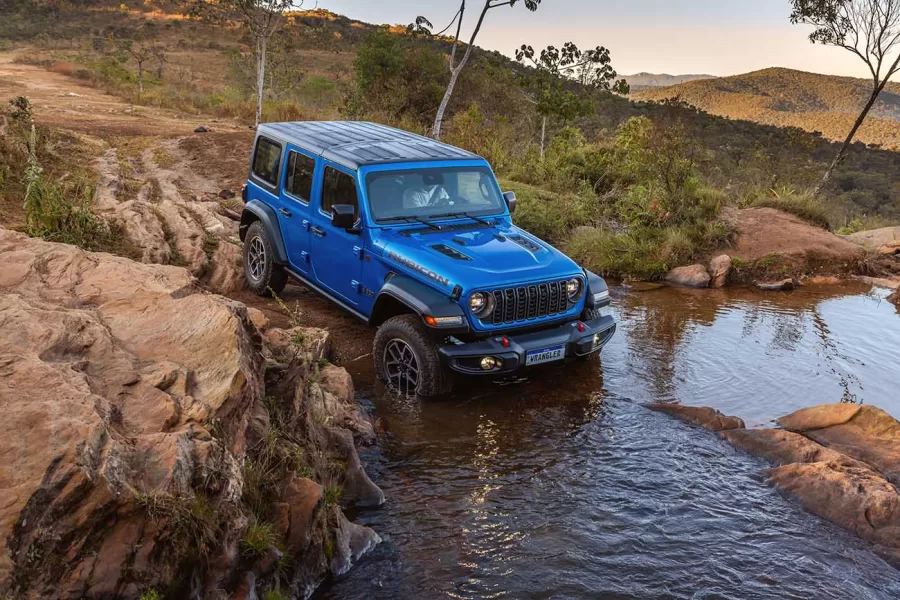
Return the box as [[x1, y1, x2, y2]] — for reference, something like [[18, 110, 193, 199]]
[[1, 0, 899, 279], [634, 67, 900, 148]]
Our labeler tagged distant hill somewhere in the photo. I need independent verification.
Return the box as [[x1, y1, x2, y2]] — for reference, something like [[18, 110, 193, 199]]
[[624, 72, 714, 91], [634, 67, 900, 147]]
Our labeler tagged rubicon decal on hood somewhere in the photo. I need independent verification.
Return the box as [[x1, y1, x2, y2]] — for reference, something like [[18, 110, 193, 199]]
[[387, 250, 451, 287]]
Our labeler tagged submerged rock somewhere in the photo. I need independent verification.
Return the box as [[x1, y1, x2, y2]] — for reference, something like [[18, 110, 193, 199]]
[[652, 400, 900, 567], [666, 264, 711, 288], [0, 228, 379, 598], [755, 278, 796, 291], [648, 404, 745, 431]]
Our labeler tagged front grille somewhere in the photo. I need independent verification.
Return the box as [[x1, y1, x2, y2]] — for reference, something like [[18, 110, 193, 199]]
[[487, 280, 571, 325]]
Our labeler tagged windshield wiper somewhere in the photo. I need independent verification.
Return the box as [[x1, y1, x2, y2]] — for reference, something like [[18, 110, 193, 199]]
[[391, 216, 442, 230], [430, 211, 493, 226]]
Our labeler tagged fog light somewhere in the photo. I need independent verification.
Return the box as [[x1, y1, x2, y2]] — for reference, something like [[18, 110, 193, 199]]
[[480, 356, 500, 370], [593, 333, 601, 346]]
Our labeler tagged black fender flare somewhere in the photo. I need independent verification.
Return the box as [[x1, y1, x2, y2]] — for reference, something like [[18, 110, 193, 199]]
[[584, 269, 611, 308], [372, 274, 468, 332], [239, 200, 288, 264]]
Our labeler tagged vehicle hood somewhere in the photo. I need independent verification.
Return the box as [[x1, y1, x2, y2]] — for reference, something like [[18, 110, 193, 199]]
[[378, 224, 582, 291]]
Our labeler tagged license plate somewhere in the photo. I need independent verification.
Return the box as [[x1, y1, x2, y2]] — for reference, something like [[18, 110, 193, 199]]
[[525, 344, 566, 366]]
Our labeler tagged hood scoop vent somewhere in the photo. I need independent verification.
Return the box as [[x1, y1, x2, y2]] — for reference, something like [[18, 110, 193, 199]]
[[507, 234, 543, 252], [431, 244, 472, 261]]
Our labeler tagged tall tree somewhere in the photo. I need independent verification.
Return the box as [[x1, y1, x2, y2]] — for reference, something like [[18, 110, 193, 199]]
[[187, 0, 302, 127], [515, 42, 628, 158], [790, 0, 900, 195], [410, 0, 541, 140]]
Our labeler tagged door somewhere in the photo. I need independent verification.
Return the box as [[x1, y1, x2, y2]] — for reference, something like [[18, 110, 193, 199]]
[[278, 148, 317, 274], [310, 164, 364, 305]]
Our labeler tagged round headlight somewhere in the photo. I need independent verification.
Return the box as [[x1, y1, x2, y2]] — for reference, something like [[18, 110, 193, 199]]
[[566, 277, 582, 299], [469, 292, 488, 314]]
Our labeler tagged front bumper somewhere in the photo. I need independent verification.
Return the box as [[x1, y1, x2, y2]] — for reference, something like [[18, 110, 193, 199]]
[[439, 313, 616, 375]]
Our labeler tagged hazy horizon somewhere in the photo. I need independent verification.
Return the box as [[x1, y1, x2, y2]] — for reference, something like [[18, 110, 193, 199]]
[[316, 0, 879, 80]]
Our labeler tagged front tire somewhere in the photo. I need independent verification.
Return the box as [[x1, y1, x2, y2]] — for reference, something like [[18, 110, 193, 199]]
[[374, 315, 453, 397], [243, 220, 287, 296]]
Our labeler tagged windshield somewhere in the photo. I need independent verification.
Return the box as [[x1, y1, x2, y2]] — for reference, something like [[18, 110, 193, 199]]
[[366, 166, 505, 223]]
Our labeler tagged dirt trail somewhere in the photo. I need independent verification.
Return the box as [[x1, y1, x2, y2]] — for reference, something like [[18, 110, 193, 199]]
[[0, 50, 252, 293], [0, 50, 230, 136]]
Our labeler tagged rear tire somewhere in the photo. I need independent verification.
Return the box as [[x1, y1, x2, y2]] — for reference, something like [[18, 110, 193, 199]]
[[243, 220, 287, 297], [374, 315, 453, 397]]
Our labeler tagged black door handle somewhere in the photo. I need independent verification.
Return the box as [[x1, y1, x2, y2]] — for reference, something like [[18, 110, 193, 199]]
[[279, 208, 292, 217], [311, 225, 326, 237]]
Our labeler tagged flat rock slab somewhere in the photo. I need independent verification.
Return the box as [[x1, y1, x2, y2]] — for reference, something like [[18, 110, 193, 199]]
[[844, 225, 900, 248], [652, 401, 900, 566], [782, 405, 900, 487]]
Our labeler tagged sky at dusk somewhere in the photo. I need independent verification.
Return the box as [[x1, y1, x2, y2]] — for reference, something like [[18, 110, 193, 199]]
[[316, 0, 872, 79]]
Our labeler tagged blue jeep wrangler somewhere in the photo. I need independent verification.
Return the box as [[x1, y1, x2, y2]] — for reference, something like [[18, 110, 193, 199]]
[[240, 121, 615, 396]]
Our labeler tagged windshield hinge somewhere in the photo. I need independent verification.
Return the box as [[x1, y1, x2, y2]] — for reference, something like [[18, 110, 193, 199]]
[[353, 246, 364, 260]]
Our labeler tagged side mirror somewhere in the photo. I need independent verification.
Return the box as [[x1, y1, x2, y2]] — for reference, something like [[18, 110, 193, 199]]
[[503, 191, 517, 214], [331, 204, 357, 230]]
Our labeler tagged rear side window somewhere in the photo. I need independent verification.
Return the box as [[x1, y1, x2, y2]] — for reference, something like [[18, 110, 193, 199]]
[[285, 151, 315, 203], [321, 167, 359, 218], [252, 137, 282, 187]]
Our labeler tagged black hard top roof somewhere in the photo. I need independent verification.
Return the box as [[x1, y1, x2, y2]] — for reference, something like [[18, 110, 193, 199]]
[[257, 121, 481, 170]]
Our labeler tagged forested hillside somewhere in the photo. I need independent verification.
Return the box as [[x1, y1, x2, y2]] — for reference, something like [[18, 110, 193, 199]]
[[635, 67, 900, 148]]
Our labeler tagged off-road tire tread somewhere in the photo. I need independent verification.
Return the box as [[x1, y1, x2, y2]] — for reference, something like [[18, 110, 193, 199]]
[[244, 220, 287, 297], [374, 314, 453, 397], [581, 307, 602, 321]]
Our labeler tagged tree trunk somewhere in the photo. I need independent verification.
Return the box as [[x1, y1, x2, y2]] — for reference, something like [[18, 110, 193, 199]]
[[432, 63, 464, 141], [815, 82, 885, 196], [540, 115, 546, 161], [255, 35, 267, 128], [137, 63, 144, 94]]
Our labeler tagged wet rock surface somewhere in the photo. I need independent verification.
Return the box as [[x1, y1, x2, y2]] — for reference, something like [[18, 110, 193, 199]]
[[648, 404, 745, 431], [708, 254, 732, 288], [756, 278, 796, 291], [0, 228, 380, 598], [665, 264, 710, 288], [655, 401, 900, 567]]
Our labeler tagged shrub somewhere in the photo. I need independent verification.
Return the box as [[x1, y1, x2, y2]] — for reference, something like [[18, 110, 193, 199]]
[[608, 116, 722, 227], [567, 221, 734, 280], [21, 124, 123, 251], [501, 179, 601, 242]]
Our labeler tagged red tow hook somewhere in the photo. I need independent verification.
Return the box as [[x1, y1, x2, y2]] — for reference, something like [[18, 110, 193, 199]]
[[577, 322, 585, 332]]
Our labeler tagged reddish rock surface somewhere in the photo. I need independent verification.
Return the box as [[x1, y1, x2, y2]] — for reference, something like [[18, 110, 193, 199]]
[[653, 401, 900, 566], [0, 228, 379, 598], [648, 404, 746, 431]]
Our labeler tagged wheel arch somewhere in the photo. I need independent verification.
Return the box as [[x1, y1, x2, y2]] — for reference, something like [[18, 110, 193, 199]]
[[370, 274, 468, 332], [240, 200, 288, 264]]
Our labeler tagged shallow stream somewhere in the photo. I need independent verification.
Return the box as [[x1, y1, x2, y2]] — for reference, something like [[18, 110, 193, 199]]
[[318, 283, 900, 599]]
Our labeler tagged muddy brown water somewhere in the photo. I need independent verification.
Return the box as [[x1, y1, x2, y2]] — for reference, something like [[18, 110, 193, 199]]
[[261, 282, 900, 599]]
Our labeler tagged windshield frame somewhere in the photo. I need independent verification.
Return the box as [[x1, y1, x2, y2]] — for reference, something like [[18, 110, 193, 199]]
[[363, 162, 508, 226]]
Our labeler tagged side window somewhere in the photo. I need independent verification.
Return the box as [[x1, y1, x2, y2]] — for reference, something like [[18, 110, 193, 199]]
[[285, 151, 315, 203], [321, 166, 359, 219], [251, 137, 282, 187]]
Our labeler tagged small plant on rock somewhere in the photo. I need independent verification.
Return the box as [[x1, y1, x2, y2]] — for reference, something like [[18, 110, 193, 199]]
[[240, 521, 282, 558]]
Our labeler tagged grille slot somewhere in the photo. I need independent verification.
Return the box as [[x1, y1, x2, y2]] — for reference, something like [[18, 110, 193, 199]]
[[430, 244, 472, 261], [488, 279, 571, 325]]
